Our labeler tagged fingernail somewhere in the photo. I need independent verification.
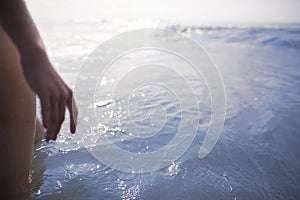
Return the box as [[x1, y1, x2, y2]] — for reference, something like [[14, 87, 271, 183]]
[[44, 124, 48, 129], [71, 128, 76, 134]]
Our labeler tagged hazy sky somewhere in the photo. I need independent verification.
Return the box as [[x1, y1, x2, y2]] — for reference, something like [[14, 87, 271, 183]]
[[27, 0, 300, 24]]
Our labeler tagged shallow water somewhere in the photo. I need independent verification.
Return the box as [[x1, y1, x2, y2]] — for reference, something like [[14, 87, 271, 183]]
[[29, 19, 300, 199]]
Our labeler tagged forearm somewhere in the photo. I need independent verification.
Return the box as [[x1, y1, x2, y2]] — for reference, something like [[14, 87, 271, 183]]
[[0, 0, 77, 141], [0, 0, 47, 62]]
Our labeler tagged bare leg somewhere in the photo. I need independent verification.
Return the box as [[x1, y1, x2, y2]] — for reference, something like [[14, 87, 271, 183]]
[[0, 26, 36, 196]]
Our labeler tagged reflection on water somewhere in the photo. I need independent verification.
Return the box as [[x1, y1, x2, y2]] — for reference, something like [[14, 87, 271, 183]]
[[29, 19, 300, 199]]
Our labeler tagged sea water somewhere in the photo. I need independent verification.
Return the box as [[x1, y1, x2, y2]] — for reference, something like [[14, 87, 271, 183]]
[[29, 19, 300, 200]]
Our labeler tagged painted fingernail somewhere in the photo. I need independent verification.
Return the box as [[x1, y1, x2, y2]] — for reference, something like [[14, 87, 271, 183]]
[[71, 128, 76, 134], [44, 124, 48, 129]]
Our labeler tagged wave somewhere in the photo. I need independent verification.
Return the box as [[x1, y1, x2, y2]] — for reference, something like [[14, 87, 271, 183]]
[[169, 24, 300, 49], [70, 18, 300, 49]]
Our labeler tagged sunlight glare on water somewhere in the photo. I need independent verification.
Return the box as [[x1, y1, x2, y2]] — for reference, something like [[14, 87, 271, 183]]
[[30, 18, 300, 200]]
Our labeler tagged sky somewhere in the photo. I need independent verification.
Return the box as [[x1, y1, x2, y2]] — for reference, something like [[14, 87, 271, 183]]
[[27, 0, 300, 24]]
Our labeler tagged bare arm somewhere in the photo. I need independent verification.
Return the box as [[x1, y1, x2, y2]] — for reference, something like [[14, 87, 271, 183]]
[[0, 0, 45, 59], [0, 0, 77, 141]]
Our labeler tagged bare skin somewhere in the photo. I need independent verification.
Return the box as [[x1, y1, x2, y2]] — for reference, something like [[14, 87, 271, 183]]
[[0, 26, 36, 196], [35, 118, 45, 144], [0, 0, 78, 196], [0, 0, 78, 140]]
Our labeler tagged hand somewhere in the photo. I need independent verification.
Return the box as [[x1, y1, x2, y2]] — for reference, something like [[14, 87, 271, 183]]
[[21, 50, 78, 141]]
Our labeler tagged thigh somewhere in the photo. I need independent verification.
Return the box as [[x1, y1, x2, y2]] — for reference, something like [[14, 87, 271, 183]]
[[0, 25, 36, 195]]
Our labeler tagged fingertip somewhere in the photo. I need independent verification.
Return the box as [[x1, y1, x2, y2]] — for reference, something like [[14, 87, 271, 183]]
[[46, 132, 52, 142], [71, 126, 76, 134], [45, 127, 56, 142], [70, 117, 76, 134]]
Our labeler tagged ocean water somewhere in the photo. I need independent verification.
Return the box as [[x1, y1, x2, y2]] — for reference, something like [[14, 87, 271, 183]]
[[29, 19, 300, 200]]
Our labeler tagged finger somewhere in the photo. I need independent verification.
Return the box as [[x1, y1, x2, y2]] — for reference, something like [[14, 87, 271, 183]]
[[67, 92, 77, 134], [40, 98, 50, 129], [46, 97, 60, 141], [56, 97, 66, 139]]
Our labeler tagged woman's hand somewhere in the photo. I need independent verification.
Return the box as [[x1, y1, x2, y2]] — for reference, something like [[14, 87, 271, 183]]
[[0, 0, 78, 141], [21, 50, 78, 141]]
